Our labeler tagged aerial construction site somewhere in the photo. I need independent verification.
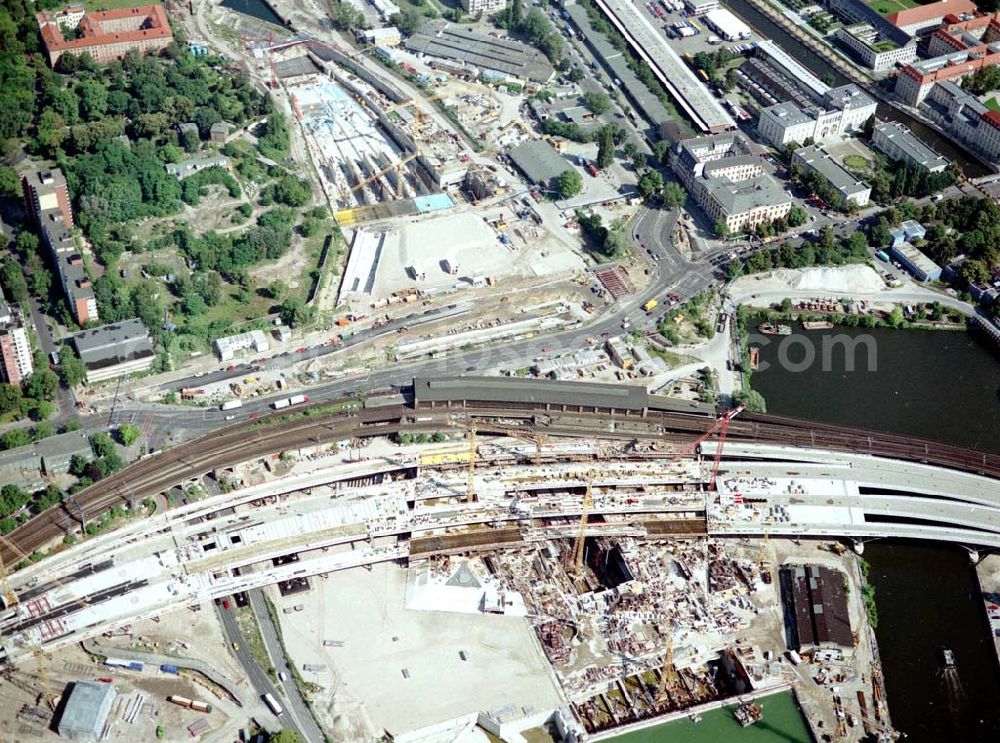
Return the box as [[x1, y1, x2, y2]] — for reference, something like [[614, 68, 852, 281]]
[[0, 391, 903, 742]]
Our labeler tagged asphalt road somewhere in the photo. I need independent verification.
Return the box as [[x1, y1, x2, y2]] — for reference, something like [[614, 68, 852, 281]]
[[78, 204, 715, 445], [216, 600, 306, 739], [248, 589, 325, 743]]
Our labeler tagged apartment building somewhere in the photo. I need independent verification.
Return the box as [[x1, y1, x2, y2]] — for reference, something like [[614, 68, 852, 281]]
[[461, 0, 506, 12], [895, 14, 1000, 106], [0, 305, 33, 386], [23, 167, 99, 325], [22, 168, 73, 228]]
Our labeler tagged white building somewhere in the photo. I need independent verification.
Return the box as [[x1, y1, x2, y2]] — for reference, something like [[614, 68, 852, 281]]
[[462, 0, 505, 12], [684, 0, 719, 13], [214, 330, 271, 362], [360, 27, 401, 47], [703, 8, 751, 42], [834, 24, 917, 72], [792, 145, 871, 208], [924, 81, 1000, 163], [756, 84, 876, 148], [871, 121, 950, 173], [0, 321, 33, 387], [671, 133, 792, 234]]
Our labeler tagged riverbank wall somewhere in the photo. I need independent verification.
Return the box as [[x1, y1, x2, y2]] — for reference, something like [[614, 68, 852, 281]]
[[974, 554, 1000, 674]]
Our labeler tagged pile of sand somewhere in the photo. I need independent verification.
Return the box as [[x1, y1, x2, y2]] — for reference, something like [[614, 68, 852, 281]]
[[732, 265, 886, 296]]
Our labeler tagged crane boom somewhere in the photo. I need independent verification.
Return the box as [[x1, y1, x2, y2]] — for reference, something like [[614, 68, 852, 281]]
[[570, 477, 593, 578]]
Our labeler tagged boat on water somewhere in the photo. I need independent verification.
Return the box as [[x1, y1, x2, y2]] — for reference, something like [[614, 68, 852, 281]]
[[733, 700, 763, 727], [758, 323, 792, 336], [941, 647, 956, 668], [801, 321, 834, 330]]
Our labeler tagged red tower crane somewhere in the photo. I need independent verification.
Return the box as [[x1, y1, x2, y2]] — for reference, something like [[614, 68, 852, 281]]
[[662, 404, 744, 490], [268, 30, 278, 90]]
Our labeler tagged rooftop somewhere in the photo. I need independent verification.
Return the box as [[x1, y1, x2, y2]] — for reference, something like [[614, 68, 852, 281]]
[[762, 101, 814, 128], [71, 319, 154, 369], [704, 173, 791, 216], [783, 565, 853, 649], [57, 680, 117, 740], [873, 121, 950, 170], [886, 0, 976, 28], [507, 140, 570, 186], [404, 23, 554, 83], [793, 145, 870, 197], [823, 84, 876, 112], [37, 4, 171, 57]]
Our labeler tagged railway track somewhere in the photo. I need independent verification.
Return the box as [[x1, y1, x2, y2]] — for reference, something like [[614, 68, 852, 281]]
[[3, 391, 997, 566]]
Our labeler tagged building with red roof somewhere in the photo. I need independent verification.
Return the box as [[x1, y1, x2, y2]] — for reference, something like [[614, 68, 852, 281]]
[[886, 0, 977, 36], [36, 3, 172, 67]]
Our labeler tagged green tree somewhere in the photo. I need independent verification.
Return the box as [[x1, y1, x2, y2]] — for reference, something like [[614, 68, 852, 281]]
[[23, 368, 58, 402], [280, 298, 313, 328], [554, 168, 583, 199], [59, 347, 88, 387], [714, 220, 730, 239], [267, 731, 305, 743], [734, 389, 766, 413], [596, 125, 615, 169], [581, 91, 611, 115], [0, 258, 29, 306], [0, 428, 31, 451], [117, 423, 141, 447], [90, 432, 116, 459], [637, 170, 663, 200], [0, 384, 22, 415], [0, 166, 20, 198], [787, 206, 807, 227], [662, 181, 688, 209]]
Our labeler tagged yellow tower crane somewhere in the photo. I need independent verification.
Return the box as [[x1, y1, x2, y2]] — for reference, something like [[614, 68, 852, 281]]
[[570, 475, 594, 578], [33, 646, 56, 710], [655, 619, 678, 703], [0, 553, 18, 608], [465, 424, 477, 503]]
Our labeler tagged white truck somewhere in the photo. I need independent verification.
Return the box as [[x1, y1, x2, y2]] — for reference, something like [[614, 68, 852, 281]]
[[220, 399, 243, 411], [272, 398, 291, 410], [288, 394, 308, 406]]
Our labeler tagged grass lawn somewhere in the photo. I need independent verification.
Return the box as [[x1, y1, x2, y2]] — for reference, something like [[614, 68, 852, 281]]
[[843, 154, 871, 172], [987, 98, 1000, 112], [866, 0, 918, 15]]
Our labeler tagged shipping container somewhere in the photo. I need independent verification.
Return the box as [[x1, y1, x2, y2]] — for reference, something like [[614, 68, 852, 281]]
[[190, 700, 213, 713], [159, 664, 179, 675], [105, 658, 132, 669], [288, 394, 308, 406], [272, 399, 291, 410], [220, 400, 243, 411], [168, 695, 193, 708], [127, 662, 144, 672]]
